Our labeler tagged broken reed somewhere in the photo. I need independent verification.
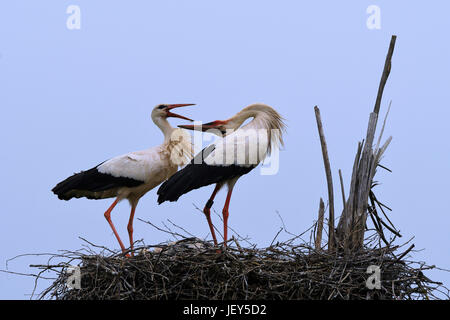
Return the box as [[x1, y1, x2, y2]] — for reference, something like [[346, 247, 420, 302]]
[[314, 35, 398, 252]]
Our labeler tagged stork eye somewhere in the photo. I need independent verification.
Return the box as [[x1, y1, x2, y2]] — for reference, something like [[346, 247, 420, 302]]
[[157, 105, 166, 109]]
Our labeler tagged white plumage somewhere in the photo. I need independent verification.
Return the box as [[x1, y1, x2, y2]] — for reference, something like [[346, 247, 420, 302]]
[[98, 128, 192, 184], [203, 120, 270, 168]]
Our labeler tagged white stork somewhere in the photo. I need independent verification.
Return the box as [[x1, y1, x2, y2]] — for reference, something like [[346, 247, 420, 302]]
[[157, 103, 285, 247], [52, 104, 195, 255]]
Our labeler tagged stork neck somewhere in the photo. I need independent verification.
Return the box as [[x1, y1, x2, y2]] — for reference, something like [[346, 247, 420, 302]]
[[231, 112, 272, 134], [228, 113, 253, 131], [153, 117, 174, 142]]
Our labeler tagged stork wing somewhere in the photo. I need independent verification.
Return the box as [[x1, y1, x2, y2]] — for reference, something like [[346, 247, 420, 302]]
[[97, 148, 163, 182]]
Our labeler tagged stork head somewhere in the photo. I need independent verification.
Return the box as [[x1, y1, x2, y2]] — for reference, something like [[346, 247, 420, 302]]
[[152, 104, 195, 122], [178, 103, 286, 153]]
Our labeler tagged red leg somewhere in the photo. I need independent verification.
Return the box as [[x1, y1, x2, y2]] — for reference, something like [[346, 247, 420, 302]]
[[103, 199, 127, 253], [222, 187, 234, 248], [203, 184, 221, 246], [127, 204, 137, 256]]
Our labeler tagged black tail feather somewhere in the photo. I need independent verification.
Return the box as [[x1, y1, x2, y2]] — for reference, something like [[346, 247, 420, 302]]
[[157, 167, 196, 203], [52, 165, 143, 201]]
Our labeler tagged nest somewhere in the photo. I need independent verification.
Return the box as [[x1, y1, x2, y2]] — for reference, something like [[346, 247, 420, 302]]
[[34, 234, 447, 300]]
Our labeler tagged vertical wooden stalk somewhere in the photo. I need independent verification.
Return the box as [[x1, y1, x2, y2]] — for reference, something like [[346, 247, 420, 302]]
[[314, 106, 335, 251], [315, 198, 325, 250], [373, 35, 397, 116]]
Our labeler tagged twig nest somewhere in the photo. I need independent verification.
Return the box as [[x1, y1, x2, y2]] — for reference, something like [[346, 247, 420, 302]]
[[36, 236, 448, 300]]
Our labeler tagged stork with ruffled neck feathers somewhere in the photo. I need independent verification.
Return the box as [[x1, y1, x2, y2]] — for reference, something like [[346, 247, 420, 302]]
[[157, 103, 285, 248]]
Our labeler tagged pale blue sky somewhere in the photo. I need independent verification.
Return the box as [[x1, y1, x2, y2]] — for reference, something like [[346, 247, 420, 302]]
[[1, 1, 449, 299]]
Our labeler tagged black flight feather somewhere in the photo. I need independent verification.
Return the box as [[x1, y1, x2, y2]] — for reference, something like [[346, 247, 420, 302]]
[[157, 146, 255, 204], [52, 162, 144, 201]]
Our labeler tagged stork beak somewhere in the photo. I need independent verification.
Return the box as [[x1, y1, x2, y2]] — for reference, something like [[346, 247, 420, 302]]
[[178, 120, 227, 132], [166, 104, 195, 122]]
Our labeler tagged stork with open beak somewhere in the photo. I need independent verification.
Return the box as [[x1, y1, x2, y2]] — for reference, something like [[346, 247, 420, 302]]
[[52, 104, 195, 255], [157, 103, 285, 247]]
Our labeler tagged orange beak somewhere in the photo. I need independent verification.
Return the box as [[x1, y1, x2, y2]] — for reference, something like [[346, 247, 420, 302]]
[[178, 120, 228, 132], [166, 104, 195, 121]]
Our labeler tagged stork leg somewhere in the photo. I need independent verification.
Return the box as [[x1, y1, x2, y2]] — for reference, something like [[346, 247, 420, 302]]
[[222, 187, 234, 248], [127, 204, 137, 256], [203, 184, 221, 246], [103, 199, 127, 253]]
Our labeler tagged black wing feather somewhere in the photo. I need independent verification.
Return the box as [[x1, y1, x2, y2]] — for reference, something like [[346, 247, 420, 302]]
[[157, 146, 255, 204], [52, 162, 144, 200]]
